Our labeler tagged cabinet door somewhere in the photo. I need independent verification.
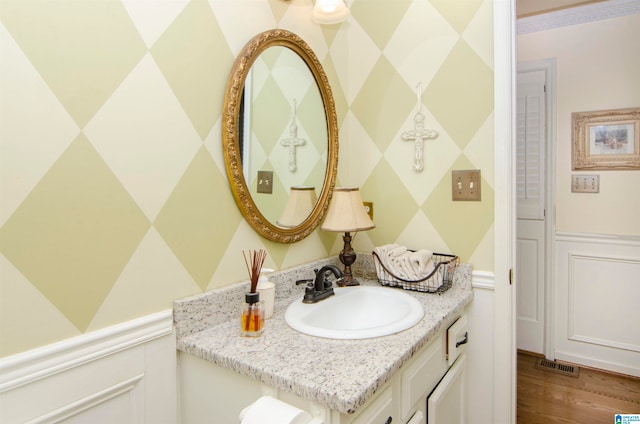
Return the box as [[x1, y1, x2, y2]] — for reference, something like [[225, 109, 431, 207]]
[[427, 354, 466, 424], [406, 410, 425, 424], [351, 387, 394, 424]]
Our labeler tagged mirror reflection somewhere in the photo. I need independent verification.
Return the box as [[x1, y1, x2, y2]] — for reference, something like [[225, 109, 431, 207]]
[[222, 29, 338, 243], [240, 46, 327, 226]]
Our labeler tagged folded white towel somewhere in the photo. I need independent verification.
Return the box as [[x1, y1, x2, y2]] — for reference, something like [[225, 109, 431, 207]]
[[375, 244, 408, 272], [409, 249, 434, 276], [387, 245, 407, 258], [376, 245, 438, 281], [390, 255, 411, 279], [396, 253, 427, 280], [374, 244, 397, 258]]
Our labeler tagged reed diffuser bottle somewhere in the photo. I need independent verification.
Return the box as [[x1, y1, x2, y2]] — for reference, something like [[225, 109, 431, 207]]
[[240, 292, 264, 337], [240, 249, 267, 337]]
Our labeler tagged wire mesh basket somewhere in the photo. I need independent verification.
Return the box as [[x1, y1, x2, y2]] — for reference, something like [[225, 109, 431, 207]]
[[372, 251, 459, 293]]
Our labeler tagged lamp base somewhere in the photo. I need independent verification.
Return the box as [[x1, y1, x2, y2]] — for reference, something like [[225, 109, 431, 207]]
[[337, 232, 359, 287]]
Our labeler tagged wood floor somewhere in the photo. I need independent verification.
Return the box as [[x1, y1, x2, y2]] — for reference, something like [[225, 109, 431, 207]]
[[517, 352, 640, 423]]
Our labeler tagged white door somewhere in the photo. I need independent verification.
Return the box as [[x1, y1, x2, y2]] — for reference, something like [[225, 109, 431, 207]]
[[516, 69, 546, 354], [427, 355, 466, 424]]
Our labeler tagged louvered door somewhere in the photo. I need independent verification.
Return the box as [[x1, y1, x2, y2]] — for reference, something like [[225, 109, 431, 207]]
[[516, 69, 546, 354], [517, 70, 545, 221]]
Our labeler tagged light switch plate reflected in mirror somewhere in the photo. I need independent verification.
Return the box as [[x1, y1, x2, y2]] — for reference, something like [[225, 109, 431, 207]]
[[257, 171, 273, 194]]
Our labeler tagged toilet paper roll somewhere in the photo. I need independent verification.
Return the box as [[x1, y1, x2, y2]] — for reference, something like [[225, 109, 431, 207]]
[[239, 396, 312, 424]]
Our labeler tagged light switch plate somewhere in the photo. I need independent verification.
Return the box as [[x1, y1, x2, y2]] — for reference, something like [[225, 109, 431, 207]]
[[452, 170, 481, 201], [257, 171, 273, 194], [571, 174, 599, 193]]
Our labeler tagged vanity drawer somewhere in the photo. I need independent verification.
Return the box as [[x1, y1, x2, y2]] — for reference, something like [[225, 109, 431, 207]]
[[400, 334, 446, 419], [446, 315, 468, 366]]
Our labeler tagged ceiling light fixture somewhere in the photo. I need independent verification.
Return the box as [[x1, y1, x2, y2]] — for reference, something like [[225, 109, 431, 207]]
[[312, 0, 350, 24]]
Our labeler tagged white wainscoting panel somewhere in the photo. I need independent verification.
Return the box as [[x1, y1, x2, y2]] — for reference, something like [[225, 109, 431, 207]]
[[466, 271, 495, 424], [555, 233, 640, 376], [0, 310, 176, 424], [569, 255, 640, 352]]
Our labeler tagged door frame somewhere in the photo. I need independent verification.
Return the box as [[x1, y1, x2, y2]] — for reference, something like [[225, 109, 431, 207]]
[[493, 1, 517, 423], [516, 58, 557, 359]]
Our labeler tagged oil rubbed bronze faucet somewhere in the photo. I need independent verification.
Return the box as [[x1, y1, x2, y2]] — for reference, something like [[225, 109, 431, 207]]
[[295, 265, 342, 303]]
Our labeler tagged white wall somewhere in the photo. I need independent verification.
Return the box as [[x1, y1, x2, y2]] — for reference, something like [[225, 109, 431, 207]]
[[518, 13, 640, 237]]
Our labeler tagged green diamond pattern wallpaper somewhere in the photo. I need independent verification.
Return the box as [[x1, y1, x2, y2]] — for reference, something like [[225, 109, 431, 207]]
[[0, 0, 494, 357]]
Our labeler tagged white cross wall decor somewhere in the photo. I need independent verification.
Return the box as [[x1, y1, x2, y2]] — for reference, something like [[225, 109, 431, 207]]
[[401, 83, 438, 172]]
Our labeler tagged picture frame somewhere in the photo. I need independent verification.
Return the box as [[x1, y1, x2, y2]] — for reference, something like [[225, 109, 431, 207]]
[[572, 107, 640, 170]]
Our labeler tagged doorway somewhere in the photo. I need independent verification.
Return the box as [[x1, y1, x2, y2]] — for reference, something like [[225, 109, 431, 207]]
[[516, 60, 555, 357], [515, 60, 555, 357]]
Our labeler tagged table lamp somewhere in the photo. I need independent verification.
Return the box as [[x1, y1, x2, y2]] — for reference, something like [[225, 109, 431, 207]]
[[321, 187, 375, 286], [277, 186, 317, 228]]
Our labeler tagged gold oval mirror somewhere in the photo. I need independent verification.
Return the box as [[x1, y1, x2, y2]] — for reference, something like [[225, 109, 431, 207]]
[[222, 29, 338, 243]]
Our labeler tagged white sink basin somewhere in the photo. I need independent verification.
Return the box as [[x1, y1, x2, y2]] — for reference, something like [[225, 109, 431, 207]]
[[284, 286, 424, 339]]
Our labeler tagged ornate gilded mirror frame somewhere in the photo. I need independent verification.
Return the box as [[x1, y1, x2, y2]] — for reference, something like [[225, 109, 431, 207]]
[[222, 29, 339, 243]]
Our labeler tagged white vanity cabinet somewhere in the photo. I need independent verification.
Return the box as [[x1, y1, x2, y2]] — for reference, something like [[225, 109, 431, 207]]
[[427, 354, 467, 424], [178, 314, 469, 424], [399, 315, 468, 424]]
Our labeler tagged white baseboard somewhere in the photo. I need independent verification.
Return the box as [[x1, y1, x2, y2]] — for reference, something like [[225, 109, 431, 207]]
[[555, 351, 639, 378]]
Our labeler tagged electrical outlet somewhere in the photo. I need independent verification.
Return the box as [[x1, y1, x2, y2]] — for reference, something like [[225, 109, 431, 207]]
[[571, 174, 599, 193], [363, 202, 373, 220], [452, 170, 481, 201], [257, 171, 273, 194]]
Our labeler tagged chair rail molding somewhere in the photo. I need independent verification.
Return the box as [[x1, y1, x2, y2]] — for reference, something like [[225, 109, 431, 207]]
[[555, 231, 640, 246], [472, 271, 495, 290], [0, 309, 176, 423], [0, 309, 173, 392]]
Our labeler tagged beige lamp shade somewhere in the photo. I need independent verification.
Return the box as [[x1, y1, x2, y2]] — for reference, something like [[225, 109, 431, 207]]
[[321, 187, 375, 232], [277, 186, 318, 228]]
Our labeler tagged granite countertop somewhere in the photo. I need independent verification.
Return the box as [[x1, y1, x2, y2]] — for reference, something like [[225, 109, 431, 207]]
[[174, 256, 473, 415]]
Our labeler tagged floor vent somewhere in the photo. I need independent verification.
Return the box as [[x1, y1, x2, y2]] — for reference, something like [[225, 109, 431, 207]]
[[535, 358, 580, 377]]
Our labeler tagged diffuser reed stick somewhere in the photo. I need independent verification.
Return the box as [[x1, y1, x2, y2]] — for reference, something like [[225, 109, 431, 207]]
[[243, 249, 267, 293]]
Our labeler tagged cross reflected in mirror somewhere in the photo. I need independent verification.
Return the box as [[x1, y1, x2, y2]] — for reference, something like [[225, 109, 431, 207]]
[[281, 99, 306, 172]]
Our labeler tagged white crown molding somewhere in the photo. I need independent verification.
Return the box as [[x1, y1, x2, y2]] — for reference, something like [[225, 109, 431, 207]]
[[0, 309, 173, 393], [518, 0, 640, 35]]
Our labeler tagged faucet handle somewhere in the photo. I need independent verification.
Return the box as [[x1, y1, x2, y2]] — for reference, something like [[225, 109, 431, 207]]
[[296, 279, 316, 301]]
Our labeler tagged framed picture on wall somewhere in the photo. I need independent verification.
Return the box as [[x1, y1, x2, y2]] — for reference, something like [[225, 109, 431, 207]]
[[572, 107, 640, 170]]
